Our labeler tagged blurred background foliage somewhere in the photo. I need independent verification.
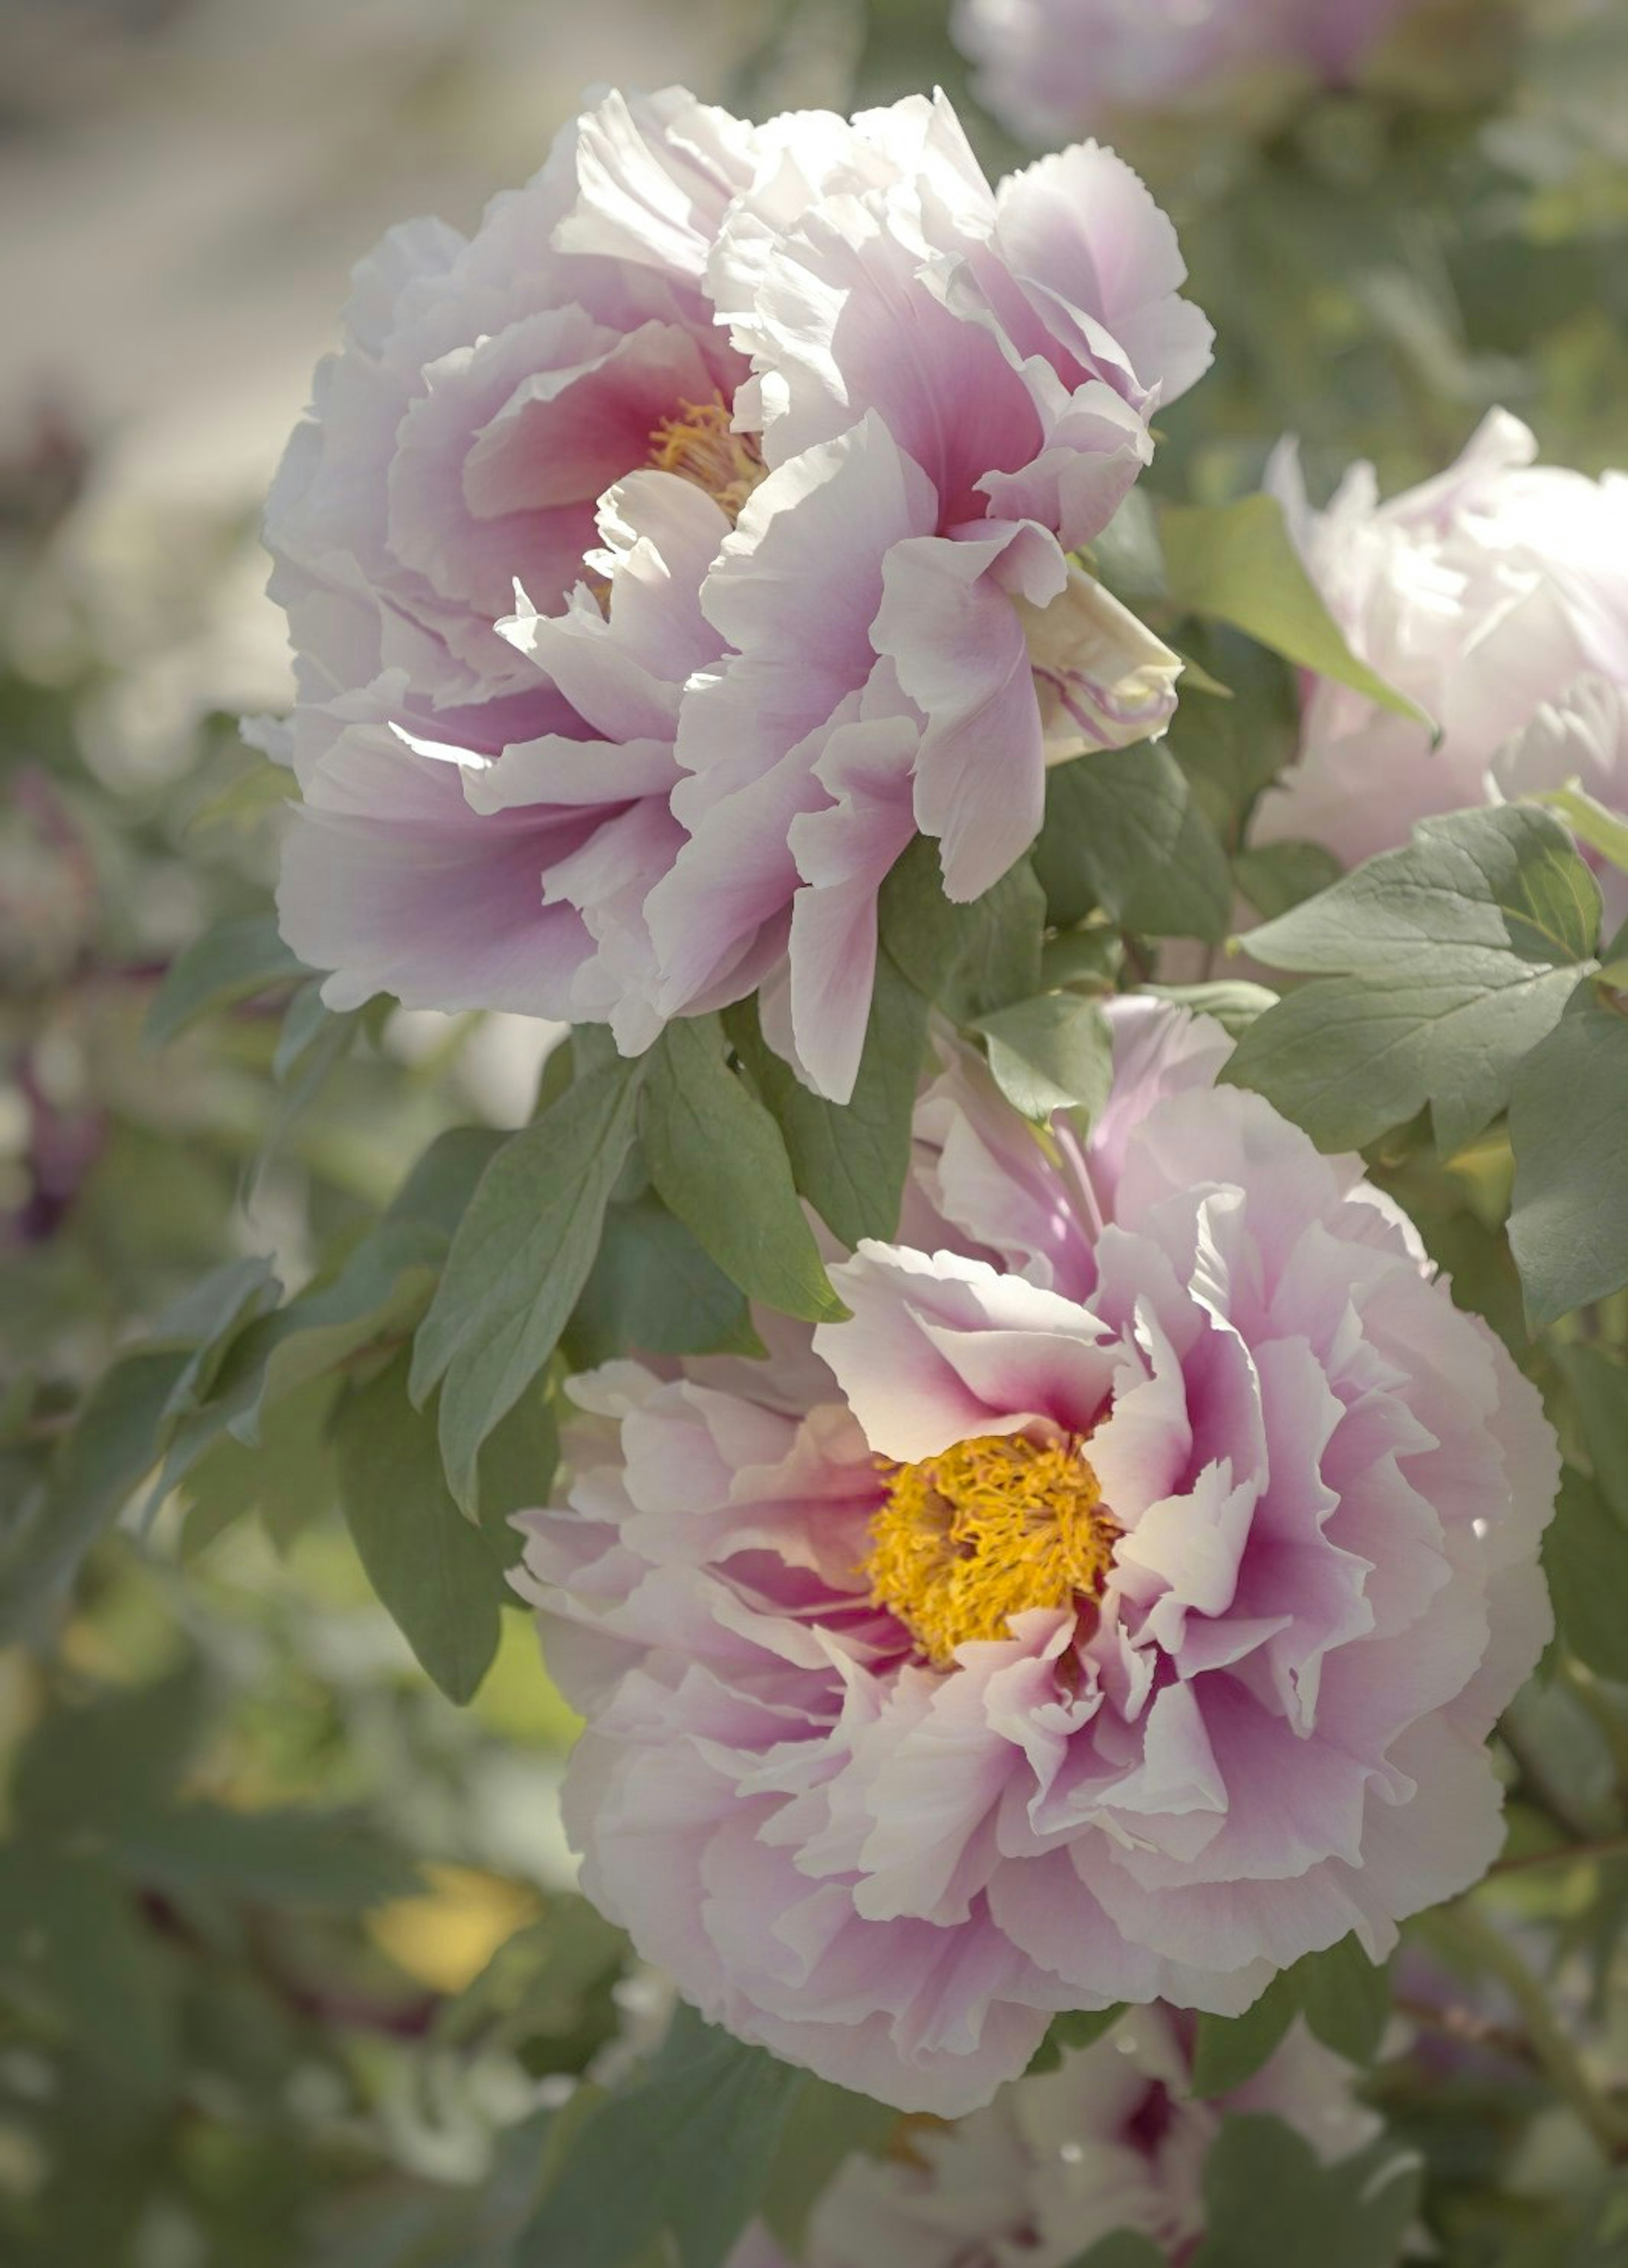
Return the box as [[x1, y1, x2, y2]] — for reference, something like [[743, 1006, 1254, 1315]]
[[3, 0, 1628, 2262]]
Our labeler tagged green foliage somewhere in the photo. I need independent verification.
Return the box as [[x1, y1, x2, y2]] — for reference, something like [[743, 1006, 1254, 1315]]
[[1159, 494, 1431, 730], [758, 2078, 896, 2253], [1026, 2003, 1128, 2076], [1507, 979, 1628, 1328], [1557, 1344, 1628, 1526], [1193, 2117, 1422, 2268], [1229, 806, 1601, 1155], [725, 954, 929, 1247], [10, 7, 1628, 2262], [1534, 783, 1628, 878], [518, 2005, 808, 2268], [566, 1189, 759, 1366], [879, 837, 1045, 1020], [1233, 839, 1345, 922], [641, 1017, 846, 1323], [976, 992, 1115, 1124], [144, 913, 307, 1047], [335, 1351, 507, 1705], [1542, 1467, 1628, 1682], [435, 1896, 627, 2073], [1037, 744, 1232, 941], [1193, 1937, 1391, 2095], [411, 1054, 645, 1511]]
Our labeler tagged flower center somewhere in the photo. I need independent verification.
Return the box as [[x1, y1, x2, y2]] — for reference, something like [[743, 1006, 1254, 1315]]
[[647, 396, 766, 521], [864, 1433, 1117, 1668]]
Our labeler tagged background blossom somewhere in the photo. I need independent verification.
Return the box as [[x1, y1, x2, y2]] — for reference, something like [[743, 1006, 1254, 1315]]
[[730, 2008, 1380, 2267], [515, 1002, 1557, 2113], [1253, 410, 1628, 930], [954, 0, 1422, 147]]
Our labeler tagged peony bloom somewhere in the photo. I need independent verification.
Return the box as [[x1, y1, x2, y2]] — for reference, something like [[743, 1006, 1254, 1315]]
[[265, 86, 1204, 1096], [515, 1001, 1556, 2114], [954, 0, 1421, 147], [730, 2007, 1379, 2268], [1254, 410, 1628, 931]]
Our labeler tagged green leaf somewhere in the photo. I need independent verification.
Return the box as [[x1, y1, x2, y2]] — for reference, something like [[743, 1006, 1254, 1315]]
[[1558, 1345, 1628, 1527], [1296, 1935, 1391, 2064], [11, 1660, 205, 1838], [153, 1255, 283, 1435], [1146, 980, 1279, 1037], [641, 1018, 845, 1324], [976, 994, 1114, 1124], [178, 1379, 340, 1559], [1508, 983, 1628, 1330], [761, 2080, 897, 2254], [144, 913, 306, 1047], [1234, 840, 1345, 922], [0, 1850, 178, 2098], [517, 2004, 807, 2268], [474, 1383, 561, 1575], [385, 1126, 510, 1241], [1190, 1972, 1301, 2096], [568, 1193, 759, 1368], [1543, 1467, 1628, 1681], [113, 1804, 417, 1910], [1162, 626, 1299, 842], [1037, 745, 1232, 941], [1160, 493, 1431, 730], [150, 1219, 444, 1522], [1533, 782, 1628, 876], [1177, 1934, 1389, 2103], [725, 954, 929, 1248], [411, 1054, 646, 1511], [1086, 488, 1167, 606], [435, 1897, 625, 2071], [1027, 2003, 1126, 2075], [880, 838, 1045, 1020], [335, 1352, 504, 1704], [1192, 2117, 1421, 2268], [184, 754, 298, 837], [0, 1347, 190, 1643], [1040, 927, 1124, 992], [1228, 806, 1601, 1154], [227, 1223, 441, 1439], [271, 978, 337, 1084]]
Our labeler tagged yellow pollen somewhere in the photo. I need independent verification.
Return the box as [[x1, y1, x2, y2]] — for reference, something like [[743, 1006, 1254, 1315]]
[[864, 1433, 1117, 1668], [647, 396, 765, 520]]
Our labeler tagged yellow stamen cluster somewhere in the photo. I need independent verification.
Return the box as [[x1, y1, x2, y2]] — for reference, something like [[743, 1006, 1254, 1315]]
[[865, 1432, 1116, 1668], [647, 396, 765, 521]]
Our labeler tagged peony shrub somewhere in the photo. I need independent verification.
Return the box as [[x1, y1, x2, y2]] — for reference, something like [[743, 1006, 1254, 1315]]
[[73, 31, 1628, 2262]]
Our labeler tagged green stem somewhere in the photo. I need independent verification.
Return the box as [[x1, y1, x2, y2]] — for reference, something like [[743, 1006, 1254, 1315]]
[[1449, 1898, 1628, 2161], [1490, 1833, 1628, 1878]]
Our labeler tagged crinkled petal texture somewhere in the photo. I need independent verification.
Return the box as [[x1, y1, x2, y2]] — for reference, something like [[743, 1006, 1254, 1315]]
[[953, 0, 1420, 145], [516, 1001, 1556, 2115], [265, 84, 1204, 1099], [1255, 409, 1628, 932], [735, 2007, 1375, 2268]]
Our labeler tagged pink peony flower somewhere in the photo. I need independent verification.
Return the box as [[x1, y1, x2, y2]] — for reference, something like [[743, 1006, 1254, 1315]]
[[514, 1001, 1556, 2114], [1254, 410, 1628, 932], [265, 86, 1204, 1095], [730, 2007, 1379, 2267], [954, 0, 1420, 146]]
